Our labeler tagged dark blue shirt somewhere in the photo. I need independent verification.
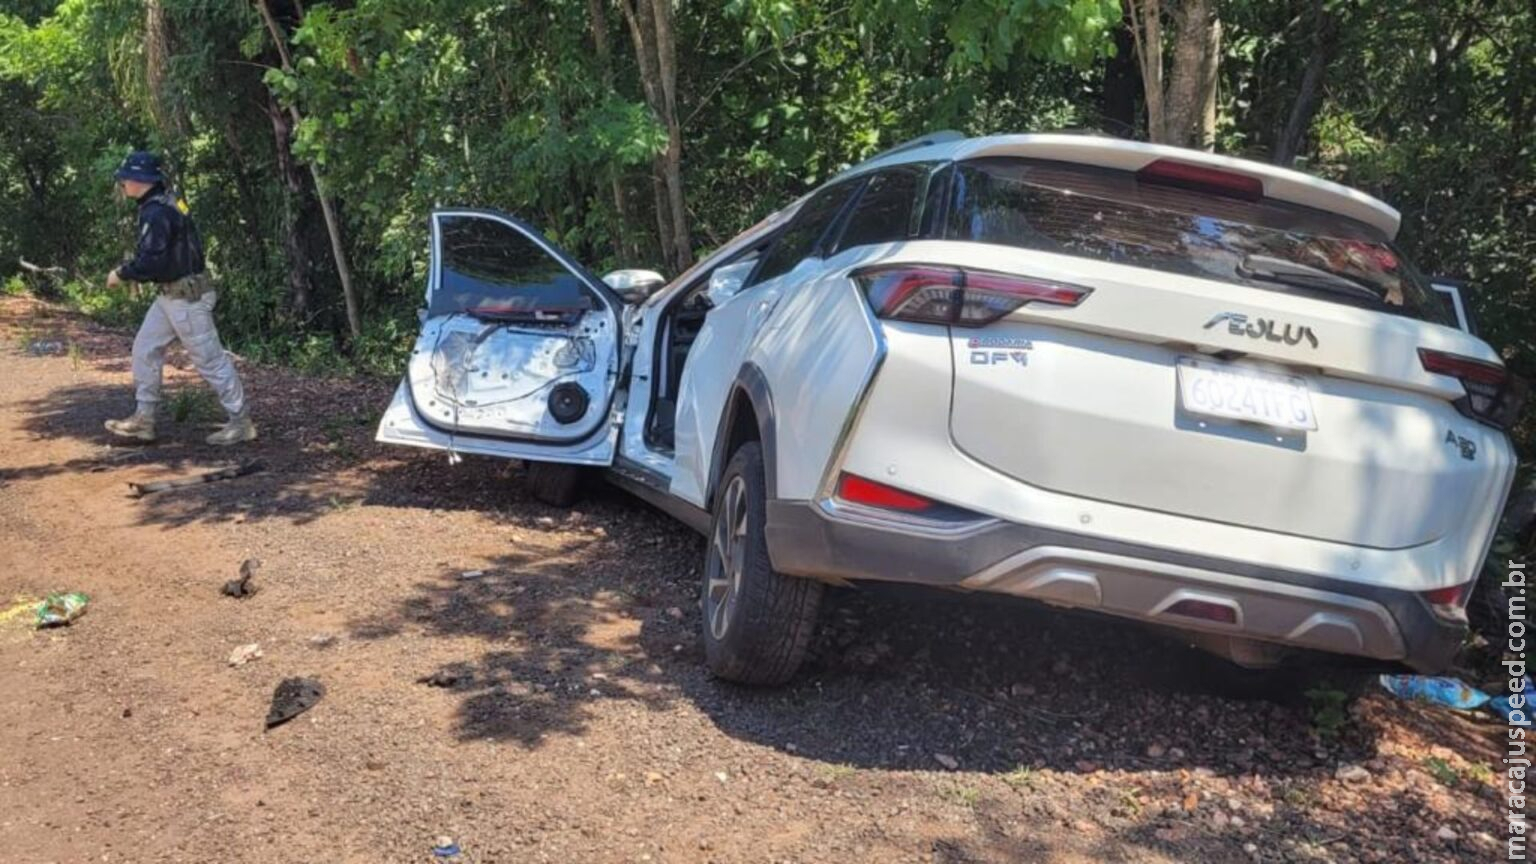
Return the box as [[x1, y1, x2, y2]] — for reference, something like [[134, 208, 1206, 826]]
[[118, 184, 205, 283]]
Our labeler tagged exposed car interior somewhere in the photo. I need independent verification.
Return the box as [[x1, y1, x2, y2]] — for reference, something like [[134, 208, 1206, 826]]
[[645, 250, 765, 451]]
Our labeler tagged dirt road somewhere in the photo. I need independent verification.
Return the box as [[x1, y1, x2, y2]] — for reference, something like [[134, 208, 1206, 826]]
[[0, 296, 1502, 863]]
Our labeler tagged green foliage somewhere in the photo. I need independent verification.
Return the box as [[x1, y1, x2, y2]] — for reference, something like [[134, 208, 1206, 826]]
[[60, 280, 152, 329], [166, 387, 220, 424], [1305, 686, 1350, 738], [1423, 756, 1460, 788], [0, 0, 1530, 436]]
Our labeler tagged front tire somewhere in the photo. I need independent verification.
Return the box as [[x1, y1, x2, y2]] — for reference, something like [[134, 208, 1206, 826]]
[[701, 442, 822, 685], [525, 461, 584, 508]]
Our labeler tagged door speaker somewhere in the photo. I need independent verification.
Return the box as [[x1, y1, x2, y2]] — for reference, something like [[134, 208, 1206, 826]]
[[548, 382, 589, 424]]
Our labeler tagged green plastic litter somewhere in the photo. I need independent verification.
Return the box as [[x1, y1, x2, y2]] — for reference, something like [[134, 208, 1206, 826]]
[[35, 592, 89, 628]]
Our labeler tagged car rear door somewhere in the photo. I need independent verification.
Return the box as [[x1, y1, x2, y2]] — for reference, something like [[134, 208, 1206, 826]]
[[376, 209, 623, 465]]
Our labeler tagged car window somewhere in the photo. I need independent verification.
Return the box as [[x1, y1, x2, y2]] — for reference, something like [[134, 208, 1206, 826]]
[[829, 165, 929, 254], [940, 157, 1454, 326], [746, 180, 864, 287], [432, 214, 592, 319]]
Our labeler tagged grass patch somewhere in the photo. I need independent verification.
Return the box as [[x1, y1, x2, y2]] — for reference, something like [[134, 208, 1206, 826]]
[[1305, 685, 1351, 738], [166, 388, 222, 424], [1002, 766, 1037, 790], [940, 783, 982, 808], [818, 763, 857, 784]]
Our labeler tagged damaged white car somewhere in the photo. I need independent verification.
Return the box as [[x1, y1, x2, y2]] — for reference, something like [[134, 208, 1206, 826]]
[[379, 132, 1521, 685]]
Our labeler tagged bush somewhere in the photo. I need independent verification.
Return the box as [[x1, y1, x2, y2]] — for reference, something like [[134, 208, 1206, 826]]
[[60, 280, 153, 328]]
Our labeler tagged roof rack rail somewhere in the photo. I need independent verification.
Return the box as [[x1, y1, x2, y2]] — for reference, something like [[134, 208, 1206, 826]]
[[830, 130, 966, 181]]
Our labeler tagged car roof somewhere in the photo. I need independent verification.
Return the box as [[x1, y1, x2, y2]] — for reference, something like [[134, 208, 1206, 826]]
[[831, 132, 1402, 239]]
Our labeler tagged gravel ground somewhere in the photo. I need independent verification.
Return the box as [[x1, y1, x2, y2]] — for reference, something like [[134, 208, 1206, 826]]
[[0, 296, 1504, 863]]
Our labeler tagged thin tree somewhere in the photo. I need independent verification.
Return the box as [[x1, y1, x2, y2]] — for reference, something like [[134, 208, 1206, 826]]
[[1125, 0, 1222, 149], [255, 0, 363, 342], [618, 0, 692, 272]]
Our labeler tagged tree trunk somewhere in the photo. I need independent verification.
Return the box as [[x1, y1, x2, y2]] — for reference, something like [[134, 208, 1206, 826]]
[[255, 0, 362, 343], [1272, 1, 1335, 166], [1161, 0, 1220, 148], [646, 0, 692, 270], [265, 94, 313, 322], [1102, 10, 1139, 138], [619, 0, 692, 272], [1125, 0, 1165, 144], [588, 0, 636, 262]]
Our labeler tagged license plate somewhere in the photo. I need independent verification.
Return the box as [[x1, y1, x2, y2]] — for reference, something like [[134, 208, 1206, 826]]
[[1176, 358, 1317, 431]]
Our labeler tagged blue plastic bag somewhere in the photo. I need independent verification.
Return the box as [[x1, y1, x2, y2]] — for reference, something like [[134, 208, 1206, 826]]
[[1378, 674, 1491, 710]]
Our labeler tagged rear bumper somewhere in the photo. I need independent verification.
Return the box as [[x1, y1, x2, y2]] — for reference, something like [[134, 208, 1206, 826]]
[[765, 500, 1464, 672]]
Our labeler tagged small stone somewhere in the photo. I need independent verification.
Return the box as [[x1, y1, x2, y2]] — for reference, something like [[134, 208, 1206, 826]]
[[1168, 747, 1186, 761], [228, 643, 263, 667], [644, 772, 663, 786], [1230, 815, 1245, 829], [1243, 842, 1258, 856], [1154, 826, 1189, 843], [1335, 764, 1372, 784], [785, 743, 798, 753], [666, 606, 684, 620], [308, 633, 337, 648], [934, 754, 959, 770], [1146, 743, 1166, 759], [459, 570, 484, 580], [714, 771, 728, 784], [1435, 825, 1458, 843]]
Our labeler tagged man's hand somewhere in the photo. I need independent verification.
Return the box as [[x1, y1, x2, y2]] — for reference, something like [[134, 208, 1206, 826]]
[[106, 268, 122, 290]]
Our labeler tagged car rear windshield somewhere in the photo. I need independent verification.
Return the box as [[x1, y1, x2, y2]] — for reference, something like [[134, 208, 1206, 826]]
[[940, 157, 1453, 326], [432, 214, 594, 320]]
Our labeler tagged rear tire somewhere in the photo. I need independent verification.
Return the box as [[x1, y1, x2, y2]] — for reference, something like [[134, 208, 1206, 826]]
[[526, 461, 584, 508], [701, 442, 823, 685]]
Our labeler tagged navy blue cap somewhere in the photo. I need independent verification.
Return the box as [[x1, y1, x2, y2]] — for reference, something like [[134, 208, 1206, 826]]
[[113, 150, 164, 184]]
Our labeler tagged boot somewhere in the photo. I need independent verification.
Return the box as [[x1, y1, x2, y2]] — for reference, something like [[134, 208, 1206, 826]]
[[105, 407, 157, 442], [206, 410, 257, 446]]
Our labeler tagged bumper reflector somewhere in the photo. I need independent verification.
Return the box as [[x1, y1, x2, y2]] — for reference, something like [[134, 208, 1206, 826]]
[[1163, 598, 1239, 625], [835, 473, 934, 512]]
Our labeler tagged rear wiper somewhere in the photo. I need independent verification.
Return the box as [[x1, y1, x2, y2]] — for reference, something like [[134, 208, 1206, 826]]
[[1237, 254, 1385, 303]]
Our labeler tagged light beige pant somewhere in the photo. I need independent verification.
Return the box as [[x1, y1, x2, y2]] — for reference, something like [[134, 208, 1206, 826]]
[[132, 290, 246, 416]]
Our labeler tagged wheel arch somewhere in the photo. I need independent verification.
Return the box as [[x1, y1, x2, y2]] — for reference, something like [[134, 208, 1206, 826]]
[[707, 363, 778, 510]]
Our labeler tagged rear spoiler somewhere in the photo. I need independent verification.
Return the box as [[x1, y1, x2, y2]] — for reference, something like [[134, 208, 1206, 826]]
[[952, 135, 1402, 239]]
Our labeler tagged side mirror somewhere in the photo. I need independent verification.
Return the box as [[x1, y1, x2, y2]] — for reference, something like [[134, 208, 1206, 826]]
[[706, 259, 757, 307], [603, 269, 667, 305]]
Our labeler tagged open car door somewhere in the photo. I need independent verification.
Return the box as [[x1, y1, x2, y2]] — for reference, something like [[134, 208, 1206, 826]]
[[376, 209, 623, 465]]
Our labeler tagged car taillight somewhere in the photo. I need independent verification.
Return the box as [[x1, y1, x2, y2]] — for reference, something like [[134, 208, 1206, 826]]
[[835, 473, 934, 512], [1136, 158, 1264, 201], [852, 265, 1091, 327], [1418, 348, 1528, 429]]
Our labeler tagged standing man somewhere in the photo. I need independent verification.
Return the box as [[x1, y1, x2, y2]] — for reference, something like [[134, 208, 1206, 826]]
[[103, 151, 256, 446]]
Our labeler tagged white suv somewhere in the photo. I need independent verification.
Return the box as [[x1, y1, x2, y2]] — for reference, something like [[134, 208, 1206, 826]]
[[378, 133, 1522, 684]]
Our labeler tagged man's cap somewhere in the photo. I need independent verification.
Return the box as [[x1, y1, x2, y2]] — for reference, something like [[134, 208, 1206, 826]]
[[113, 151, 164, 184]]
